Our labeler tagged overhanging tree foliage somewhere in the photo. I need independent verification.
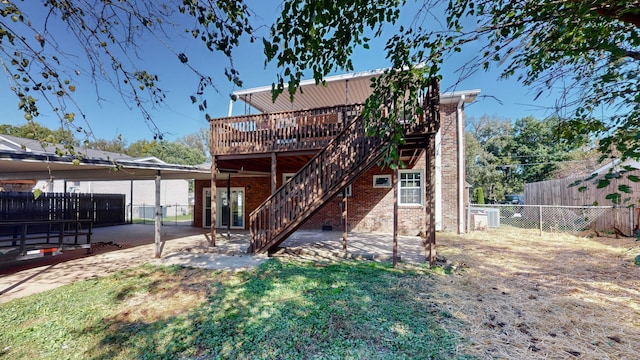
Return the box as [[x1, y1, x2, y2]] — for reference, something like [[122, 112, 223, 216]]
[[2, 1, 639, 170], [265, 0, 640, 165], [0, 0, 253, 143]]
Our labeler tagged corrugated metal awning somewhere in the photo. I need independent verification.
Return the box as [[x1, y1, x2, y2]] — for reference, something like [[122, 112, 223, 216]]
[[0, 151, 212, 181]]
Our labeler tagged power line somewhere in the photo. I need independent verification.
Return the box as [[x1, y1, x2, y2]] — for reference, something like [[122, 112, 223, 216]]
[[473, 159, 595, 168]]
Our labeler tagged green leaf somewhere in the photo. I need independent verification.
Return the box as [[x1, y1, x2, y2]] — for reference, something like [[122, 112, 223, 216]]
[[605, 193, 621, 205], [618, 184, 633, 194], [568, 180, 582, 188], [596, 179, 610, 189], [32, 188, 42, 199], [585, 173, 598, 182]]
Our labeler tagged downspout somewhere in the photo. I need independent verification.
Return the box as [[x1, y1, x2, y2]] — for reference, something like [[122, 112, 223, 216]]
[[227, 98, 234, 117], [130, 179, 134, 224], [457, 95, 466, 234]]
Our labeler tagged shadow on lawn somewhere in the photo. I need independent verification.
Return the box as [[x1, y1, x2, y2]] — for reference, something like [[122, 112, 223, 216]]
[[82, 260, 468, 359]]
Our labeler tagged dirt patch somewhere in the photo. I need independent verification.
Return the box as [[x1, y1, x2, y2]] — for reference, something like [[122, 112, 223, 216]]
[[108, 267, 220, 324], [432, 228, 640, 359]]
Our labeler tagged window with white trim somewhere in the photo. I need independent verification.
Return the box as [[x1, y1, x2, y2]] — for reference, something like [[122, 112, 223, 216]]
[[282, 173, 295, 185], [338, 184, 352, 197], [399, 170, 423, 205]]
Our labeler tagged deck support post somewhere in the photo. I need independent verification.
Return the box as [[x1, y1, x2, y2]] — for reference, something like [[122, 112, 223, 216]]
[[227, 174, 231, 240], [210, 156, 217, 247], [342, 188, 348, 251], [129, 180, 134, 224], [271, 152, 277, 195], [154, 170, 164, 258], [425, 134, 436, 266], [393, 161, 399, 267]]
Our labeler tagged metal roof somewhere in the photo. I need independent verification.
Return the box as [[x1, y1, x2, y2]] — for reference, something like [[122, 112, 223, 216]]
[[0, 135, 211, 181], [0, 150, 211, 181], [231, 68, 480, 114], [0, 134, 134, 161]]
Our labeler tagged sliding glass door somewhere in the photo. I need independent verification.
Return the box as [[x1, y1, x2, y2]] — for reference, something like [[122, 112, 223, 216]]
[[202, 187, 245, 229]]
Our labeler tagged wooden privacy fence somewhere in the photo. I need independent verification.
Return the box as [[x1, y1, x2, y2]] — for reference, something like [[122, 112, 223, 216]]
[[525, 176, 640, 235], [0, 192, 125, 234]]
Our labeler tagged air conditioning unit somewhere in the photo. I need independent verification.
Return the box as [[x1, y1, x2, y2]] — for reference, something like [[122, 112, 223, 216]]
[[470, 207, 500, 228], [472, 213, 488, 230]]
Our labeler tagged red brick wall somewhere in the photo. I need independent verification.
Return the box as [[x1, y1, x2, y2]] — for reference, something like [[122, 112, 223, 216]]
[[301, 160, 428, 236], [193, 177, 270, 229], [298, 166, 379, 232], [439, 103, 462, 232]]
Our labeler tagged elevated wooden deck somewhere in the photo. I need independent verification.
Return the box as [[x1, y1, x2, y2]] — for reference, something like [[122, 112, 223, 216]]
[[210, 104, 363, 156]]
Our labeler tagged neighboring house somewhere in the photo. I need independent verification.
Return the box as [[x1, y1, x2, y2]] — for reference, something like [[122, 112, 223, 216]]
[[0, 134, 191, 219], [193, 69, 479, 252], [525, 158, 640, 234], [41, 178, 190, 219]]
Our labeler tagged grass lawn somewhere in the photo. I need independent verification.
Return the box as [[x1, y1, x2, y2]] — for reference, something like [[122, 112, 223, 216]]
[[0, 260, 470, 359]]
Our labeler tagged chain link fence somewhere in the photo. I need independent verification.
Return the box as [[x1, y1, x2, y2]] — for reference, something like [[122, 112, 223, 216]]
[[468, 204, 634, 235]]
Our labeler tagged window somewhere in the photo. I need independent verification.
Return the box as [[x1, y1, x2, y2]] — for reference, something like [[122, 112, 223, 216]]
[[338, 184, 352, 197], [373, 175, 392, 188], [399, 170, 423, 205], [282, 173, 295, 185]]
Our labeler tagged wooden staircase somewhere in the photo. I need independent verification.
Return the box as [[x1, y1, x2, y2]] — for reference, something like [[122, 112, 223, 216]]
[[248, 80, 440, 254]]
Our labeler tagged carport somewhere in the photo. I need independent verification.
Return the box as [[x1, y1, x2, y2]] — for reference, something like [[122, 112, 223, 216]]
[[0, 150, 211, 258]]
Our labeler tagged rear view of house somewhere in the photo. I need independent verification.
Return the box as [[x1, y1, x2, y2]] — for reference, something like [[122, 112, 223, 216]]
[[193, 69, 479, 253]]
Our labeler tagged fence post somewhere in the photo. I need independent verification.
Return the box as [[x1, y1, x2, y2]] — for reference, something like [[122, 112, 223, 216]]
[[466, 201, 471, 233], [538, 205, 543, 236]]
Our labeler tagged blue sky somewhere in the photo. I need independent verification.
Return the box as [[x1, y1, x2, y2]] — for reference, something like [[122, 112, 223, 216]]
[[0, 1, 561, 144]]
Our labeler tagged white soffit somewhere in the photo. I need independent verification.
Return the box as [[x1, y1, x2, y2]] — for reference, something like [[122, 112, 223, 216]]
[[440, 89, 481, 104]]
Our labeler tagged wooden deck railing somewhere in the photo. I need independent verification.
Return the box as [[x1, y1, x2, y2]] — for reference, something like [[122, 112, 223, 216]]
[[248, 79, 440, 253], [211, 104, 364, 155]]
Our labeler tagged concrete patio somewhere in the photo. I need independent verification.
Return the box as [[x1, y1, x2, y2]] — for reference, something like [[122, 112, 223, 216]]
[[0, 224, 429, 303]]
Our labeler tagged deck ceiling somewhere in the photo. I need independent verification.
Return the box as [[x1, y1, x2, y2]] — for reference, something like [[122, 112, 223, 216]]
[[217, 153, 317, 174]]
